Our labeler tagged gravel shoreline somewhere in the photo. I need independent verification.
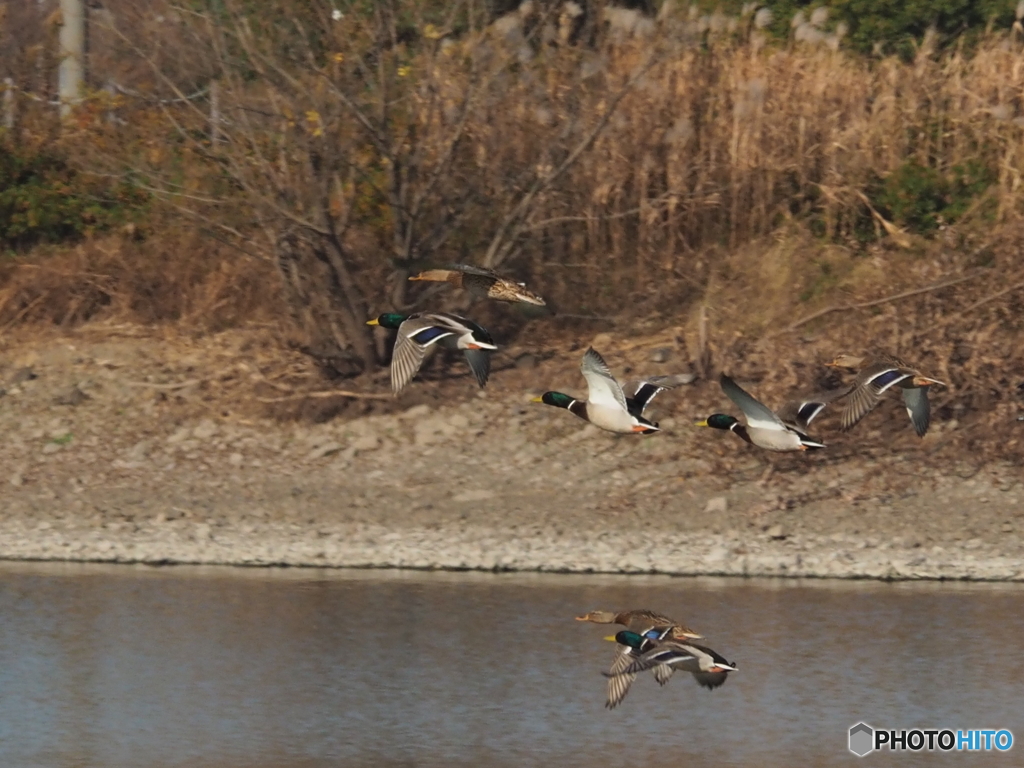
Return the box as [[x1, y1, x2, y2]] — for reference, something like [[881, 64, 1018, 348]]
[[2, 327, 1022, 581], [3, 518, 1024, 582]]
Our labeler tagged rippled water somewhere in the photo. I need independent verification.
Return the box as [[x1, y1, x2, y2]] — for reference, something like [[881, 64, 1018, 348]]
[[1, 563, 1022, 768]]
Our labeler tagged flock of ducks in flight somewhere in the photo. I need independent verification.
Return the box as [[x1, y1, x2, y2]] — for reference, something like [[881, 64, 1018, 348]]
[[367, 262, 946, 707], [368, 262, 946, 447]]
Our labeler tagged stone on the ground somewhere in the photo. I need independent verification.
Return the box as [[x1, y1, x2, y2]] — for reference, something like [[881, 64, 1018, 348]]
[[650, 347, 671, 363], [192, 420, 218, 440], [308, 441, 343, 459], [704, 496, 728, 514]]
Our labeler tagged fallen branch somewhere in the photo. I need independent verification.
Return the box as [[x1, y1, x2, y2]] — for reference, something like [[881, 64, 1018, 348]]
[[958, 278, 1024, 315], [125, 379, 201, 390], [853, 190, 912, 248], [778, 273, 983, 335], [0, 292, 50, 332], [482, 49, 662, 269], [554, 313, 617, 323], [251, 376, 296, 393], [256, 390, 392, 403]]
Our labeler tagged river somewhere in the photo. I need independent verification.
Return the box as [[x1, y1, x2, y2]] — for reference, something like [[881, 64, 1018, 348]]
[[0, 563, 1021, 767]]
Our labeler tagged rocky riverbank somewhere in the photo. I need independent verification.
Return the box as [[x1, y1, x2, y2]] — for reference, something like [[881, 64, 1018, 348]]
[[2, 324, 1022, 581], [3, 514, 1023, 581]]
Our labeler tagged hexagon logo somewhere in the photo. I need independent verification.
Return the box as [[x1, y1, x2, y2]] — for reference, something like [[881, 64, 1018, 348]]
[[849, 722, 874, 757]]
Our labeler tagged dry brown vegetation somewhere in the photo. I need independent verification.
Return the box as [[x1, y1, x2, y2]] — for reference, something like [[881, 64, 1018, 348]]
[[0, 225, 278, 332], [2, 1, 1024, 457]]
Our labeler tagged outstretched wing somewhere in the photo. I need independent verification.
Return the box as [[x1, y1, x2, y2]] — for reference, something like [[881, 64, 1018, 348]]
[[581, 348, 628, 412], [390, 319, 453, 394], [840, 382, 881, 431], [652, 662, 675, 687], [626, 374, 692, 415], [862, 363, 914, 394], [462, 349, 492, 388], [902, 386, 931, 437], [605, 648, 638, 709], [719, 374, 786, 431], [839, 362, 915, 431], [776, 384, 853, 431], [628, 382, 666, 416]]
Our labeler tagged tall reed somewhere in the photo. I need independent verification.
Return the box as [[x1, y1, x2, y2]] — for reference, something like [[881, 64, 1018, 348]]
[[453, 28, 1024, 312], [8, 3, 1024, 325]]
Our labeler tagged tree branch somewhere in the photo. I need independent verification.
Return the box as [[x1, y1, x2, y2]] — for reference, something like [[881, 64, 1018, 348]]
[[481, 50, 662, 269], [777, 272, 986, 335], [257, 389, 392, 402]]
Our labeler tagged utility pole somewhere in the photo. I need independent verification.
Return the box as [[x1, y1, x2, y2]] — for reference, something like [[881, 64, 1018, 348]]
[[58, 0, 85, 117]]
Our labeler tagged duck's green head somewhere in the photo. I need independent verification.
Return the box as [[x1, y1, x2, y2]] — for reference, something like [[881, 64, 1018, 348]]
[[604, 630, 645, 649], [531, 391, 574, 409], [366, 313, 407, 330], [695, 414, 738, 431]]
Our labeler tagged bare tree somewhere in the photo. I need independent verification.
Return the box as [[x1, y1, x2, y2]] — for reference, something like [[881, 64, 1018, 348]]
[[91, 0, 657, 375]]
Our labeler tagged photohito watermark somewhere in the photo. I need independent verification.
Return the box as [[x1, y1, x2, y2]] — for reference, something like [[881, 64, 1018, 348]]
[[849, 723, 1013, 757]]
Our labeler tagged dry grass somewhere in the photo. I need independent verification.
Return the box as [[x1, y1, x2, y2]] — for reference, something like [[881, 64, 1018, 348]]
[[68, 9, 1024, 296], [0, 225, 281, 331], [486, 33, 1024, 307], [4, 10, 1024, 410]]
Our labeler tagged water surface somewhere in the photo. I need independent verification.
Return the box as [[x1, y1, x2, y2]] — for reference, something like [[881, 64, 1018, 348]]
[[0, 563, 1022, 767]]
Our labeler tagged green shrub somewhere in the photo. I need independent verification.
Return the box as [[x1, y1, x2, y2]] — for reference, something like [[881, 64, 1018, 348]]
[[698, 0, 1013, 57], [871, 158, 995, 235], [0, 138, 148, 253], [826, 0, 1012, 57]]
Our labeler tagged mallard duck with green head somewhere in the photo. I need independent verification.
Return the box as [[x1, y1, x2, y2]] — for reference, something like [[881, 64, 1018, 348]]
[[603, 631, 737, 706], [598, 631, 737, 708], [825, 353, 944, 437], [696, 373, 837, 451], [533, 348, 684, 434], [601, 627, 676, 709], [367, 312, 497, 394]]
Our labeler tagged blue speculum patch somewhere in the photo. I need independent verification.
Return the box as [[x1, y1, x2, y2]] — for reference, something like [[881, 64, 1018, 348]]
[[411, 326, 452, 345], [797, 402, 822, 422], [871, 370, 907, 389]]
